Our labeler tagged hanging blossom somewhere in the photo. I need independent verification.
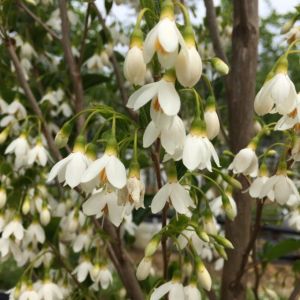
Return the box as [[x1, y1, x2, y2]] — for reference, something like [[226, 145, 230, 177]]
[[150, 278, 185, 300], [254, 57, 297, 116], [127, 70, 180, 117], [143, 0, 184, 69]]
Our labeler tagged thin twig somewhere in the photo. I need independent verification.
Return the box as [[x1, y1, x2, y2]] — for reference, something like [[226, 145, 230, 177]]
[[5, 38, 61, 160], [79, 3, 91, 66], [16, 0, 61, 40], [59, 0, 85, 130]]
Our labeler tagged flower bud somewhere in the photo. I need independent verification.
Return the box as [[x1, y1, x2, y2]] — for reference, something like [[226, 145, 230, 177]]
[[55, 122, 72, 149], [214, 244, 228, 260], [40, 207, 51, 226], [281, 18, 296, 34], [211, 234, 234, 249], [204, 108, 220, 140], [0, 188, 6, 209], [222, 194, 236, 221], [145, 234, 161, 257], [0, 127, 9, 144], [136, 256, 152, 280], [22, 196, 31, 215], [196, 260, 212, 291], [210, 57, 229, 75]]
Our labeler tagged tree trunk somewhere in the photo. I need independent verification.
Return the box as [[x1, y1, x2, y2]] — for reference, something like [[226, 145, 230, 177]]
[[221, 1, 259, 299]]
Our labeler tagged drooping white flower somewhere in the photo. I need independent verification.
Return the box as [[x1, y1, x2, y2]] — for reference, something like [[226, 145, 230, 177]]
[[275, 95, 300, 131], [261, 174, 300, 205], [3, 218, 24, 241], [20, 42, 36, 59], [136, 256, 152, 281], [184, 283, 201, 300], [183, 127, 220, 172], [150, 279, 185, 300], [143, 115, 186, 155], [85, 54, 103, 73], [175, 41, 202, 87], [72, 229, 91, 253], [81, 151, 126, 190], [28, 142, 48, 167], [37, 281, 63, 300], [98, 266, 113, 289], [144, 5, 183, 69], [285, 209, 300, 231], [151, 181, 195, 216], [82, 188, 129, 227], [5, 134, 30, 167], [24, 221, 45, 246], [124, 41, 147, 85], [72, 258, 93, 282], [7, 100, 27, 119], [47, 141, 90, 188], [249, 176, 273, 199], [127, 73, 180, 116], [254, 70, 297, 116], [228, 147, 258, 177]]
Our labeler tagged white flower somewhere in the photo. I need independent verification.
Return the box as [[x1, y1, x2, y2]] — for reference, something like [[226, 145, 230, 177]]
[[150, 280, 185, 300], [5, 134, 29, 164], [254, 72, 297, 116], [119, 176, 145, 209], [183, 132, 220, 171], [228, 147, 258, 177], [261, 174, 300, 205], [143, 115, 186, 155], [210, 193, 237, 219], [98, 266, 113, 289], [150, 98, 174, 128], [285, 210, 300, 231], [38, 281, 63, 300], [184, 283, 201, 300], [72, 259, 93, 282], [47, 150, 90, 188], [82, 189, 128, 227], [24, 222, 45, 246], [275, 95, 300, 130], [20, 42, 36, 59], [151, 182, 195, 216], [177, 226, 204, 256], [40, 207, 51, 226], [144, 17, 183, 69], [28, 142, 48, 166], [204, 109, 220, 140], [72, 229, 91, 253], [85, 54, 103, 72], [81, 152, 126, 189], [136, 257, 152, 280], [175, 45, 202, 87], [249, 176, 272, 199], [3, 218, 24, 241], [124, 46, 147, 85], [7, 100, 27, 119], [19, 288, 39, 300], [127, 76, 180, 116]]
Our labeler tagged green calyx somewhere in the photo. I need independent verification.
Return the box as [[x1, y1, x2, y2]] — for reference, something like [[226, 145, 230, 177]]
[[160, 0, 174, 20], [205, 96, 216, 111], [190, 117, 206, 136], [130, 28, 143, 48], [73, 135, 86, 153], [85, 143, 97, 160], [129, 160, 140, 178], [105, 135, 118, 156], [165, 160, 177, 183], [163, 69, 176, 82], [182, 25, 195, 47], [275, 56, 288, 74]]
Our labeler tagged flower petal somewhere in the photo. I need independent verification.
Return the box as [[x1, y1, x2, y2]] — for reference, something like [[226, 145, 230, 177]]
[[106, 156, 127, 189], [151, 184, 170, 214]]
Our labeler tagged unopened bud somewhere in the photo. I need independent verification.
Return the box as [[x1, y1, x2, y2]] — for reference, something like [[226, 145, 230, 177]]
[[145, 234, 161, 257], [196, 260, 212, 291], [222, 194, 236, 221], [214, 244, 228, 260], [55, 122, 72, 149], [22, 196, 31, 215], [211, 234, 234, 249], [210, 57, 229, 75], [136, 256, 152, 280], [0, 127, 9, 144], [40, 207, 51, 226], [0, 188, 6, 209], [281, 18, 296, 34]]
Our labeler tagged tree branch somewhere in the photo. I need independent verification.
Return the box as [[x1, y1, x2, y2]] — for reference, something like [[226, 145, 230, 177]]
[[58, 0, 85, 130], [289, 277, 300, 300], [16, 0, 61, 40], [5, 38, 62, 161], [203, 0, 228, 63]]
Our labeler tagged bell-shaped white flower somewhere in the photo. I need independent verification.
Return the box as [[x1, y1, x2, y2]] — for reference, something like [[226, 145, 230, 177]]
[[82, 188, 129, 227], [144, 2, 183, 69], [175, 34, 202, 87], [98, 266, 113, 289], [81, 148, 126, 190], [136, 256, 152, 281], [204, 107, 220, 140], [72, 258, 93, 282], [254, 65, 297, 116], [47, 138, 90, 188], [183, 121, 220, 171], [184, 283, 201, 300], [127, 72, 180, 116], [85, 54, 103, 73], [285, 210, 300, 231], [5, 134, 29, 166], [20, 42, 36, 59], [28, 141, 48, 167], [249, 176, 273, 199], [24, 221, 45, 246], [261, 174, 300, 205], [72, 229, 91, 253], [151, 180, 195, 216], [19, 287, 39, 300], [228, 147, 258, 177], [177, 226, 204, 256], [124, 33, 147, 85], [150, 279, 185, 300], [143, 115, 186, 155], [3, 217, 24, 241], [37, 281, 63, 300], [7, 100, 27, 119]]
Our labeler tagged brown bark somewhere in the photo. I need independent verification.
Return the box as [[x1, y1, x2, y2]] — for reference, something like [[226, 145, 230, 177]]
[[221, 1, 259, 299]]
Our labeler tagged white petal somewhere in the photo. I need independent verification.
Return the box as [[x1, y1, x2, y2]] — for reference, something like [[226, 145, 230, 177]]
[[183, 135, 203, 171], [143, 121, 160, 148], [65, 153, 88, 188], [157, 19, 178, 53], [151, 184, 170, 214], [158, 81, 180, 116], [150, 281, 172, 300], [106, 156, 127, 189], [81, 155, 109, 183]]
